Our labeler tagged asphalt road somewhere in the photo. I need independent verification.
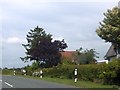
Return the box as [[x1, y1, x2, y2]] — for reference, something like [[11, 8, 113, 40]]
[[1, 75, 76, 88]]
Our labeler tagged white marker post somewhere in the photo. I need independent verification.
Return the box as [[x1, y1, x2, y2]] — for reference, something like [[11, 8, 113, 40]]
[[14, 70, 15, 75], [74, 68, 78, 83], [23, 69, 26, 76], [40, 70, 43, 78]]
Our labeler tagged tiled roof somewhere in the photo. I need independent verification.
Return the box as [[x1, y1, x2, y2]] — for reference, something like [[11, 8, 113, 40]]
[[61, 51, 76, 60]]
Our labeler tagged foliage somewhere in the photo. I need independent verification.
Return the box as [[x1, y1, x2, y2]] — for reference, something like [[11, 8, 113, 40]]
[[95, 6, 120, 85], [31, 61, 40, 70], [25, 62, 39, 70], [62, 58, 76, 65], [42, 64, 99, 81], [98, 59, 120, 85], [21, 26, 67, 68], [96, 7, 120, 47], [43, 64, 74, 79], [2, 69, 13, 75], [41, 59, 120, 86], [75, 47, 99, 64]]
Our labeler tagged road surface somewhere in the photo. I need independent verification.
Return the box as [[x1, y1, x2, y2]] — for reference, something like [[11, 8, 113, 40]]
[[0, 75, 2, 90], [1, 75, 76, 88]]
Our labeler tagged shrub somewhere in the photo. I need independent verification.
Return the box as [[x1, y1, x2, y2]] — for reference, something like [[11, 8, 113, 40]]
[[31, 59, 120, 86], [43, 64, 100, 80], [98, 59, 120, 85], [2, 69, 13, 75]]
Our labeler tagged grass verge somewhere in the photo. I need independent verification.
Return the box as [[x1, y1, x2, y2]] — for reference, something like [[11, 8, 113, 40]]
[[1, 69, 114, 88], [16, 75, 113, 88]]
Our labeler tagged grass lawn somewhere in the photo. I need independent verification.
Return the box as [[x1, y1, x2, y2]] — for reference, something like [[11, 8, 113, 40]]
[[18, 75, 113, 88]]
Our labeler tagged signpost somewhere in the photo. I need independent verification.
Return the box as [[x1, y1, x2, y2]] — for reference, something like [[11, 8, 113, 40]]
[[74, 68, 78, 83]]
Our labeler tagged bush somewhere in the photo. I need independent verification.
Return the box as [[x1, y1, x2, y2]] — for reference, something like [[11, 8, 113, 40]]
[[77, 64, 100, 81], [2, 69, 13, 75], [43, 64, 100, 81], [27, 59, 120, 86], [43, 64, 74, 79], [98, 59, 120, 85]]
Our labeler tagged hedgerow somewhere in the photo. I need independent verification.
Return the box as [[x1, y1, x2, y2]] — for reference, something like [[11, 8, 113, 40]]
[[98, 59, 120, 85], [42, 59, 120, 86]]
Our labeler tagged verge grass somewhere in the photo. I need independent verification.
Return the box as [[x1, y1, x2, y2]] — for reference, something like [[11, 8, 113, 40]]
[[18, 75, 113, 88], [1, 69, 114, 88]]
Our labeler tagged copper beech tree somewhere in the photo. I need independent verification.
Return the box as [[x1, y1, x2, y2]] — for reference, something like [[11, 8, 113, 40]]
[[21, 26, 67, 68]]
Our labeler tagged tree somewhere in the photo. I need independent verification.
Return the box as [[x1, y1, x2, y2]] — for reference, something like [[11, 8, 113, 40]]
[[96, 7, 120, 54], [21, 26, 67, 68], [75, 48, 98, 64]]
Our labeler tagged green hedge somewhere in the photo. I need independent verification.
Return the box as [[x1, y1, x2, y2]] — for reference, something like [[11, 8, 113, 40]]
[[2, 69, 13, 75], [43, 64, 101, 81], [98, 59, 120, 85], [2, 69, 24, 75], [42, 59, 120, 86], [22, 58, 120, 86], [43, 64, 74, 79]]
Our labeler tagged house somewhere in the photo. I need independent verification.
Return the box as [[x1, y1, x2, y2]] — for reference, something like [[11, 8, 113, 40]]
[[104, 44, 120, 61], [60, 51, 76, 62]]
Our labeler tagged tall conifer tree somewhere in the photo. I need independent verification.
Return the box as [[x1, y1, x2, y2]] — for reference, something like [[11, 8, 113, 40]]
[[21, 26, 67, 68]]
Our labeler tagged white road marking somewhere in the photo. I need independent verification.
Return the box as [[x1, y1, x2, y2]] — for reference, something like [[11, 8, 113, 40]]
[[0, 80, 2, 82], [4, 82, 13, 87]]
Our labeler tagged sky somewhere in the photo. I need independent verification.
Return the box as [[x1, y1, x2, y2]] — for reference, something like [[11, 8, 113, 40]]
[[0, 0, 119, 68]]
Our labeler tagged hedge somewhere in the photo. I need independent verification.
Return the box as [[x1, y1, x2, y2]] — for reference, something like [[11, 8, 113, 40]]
[[22, 58, 120, 86], [42, 59, 120, 86], [98, 59, 120, 85]]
